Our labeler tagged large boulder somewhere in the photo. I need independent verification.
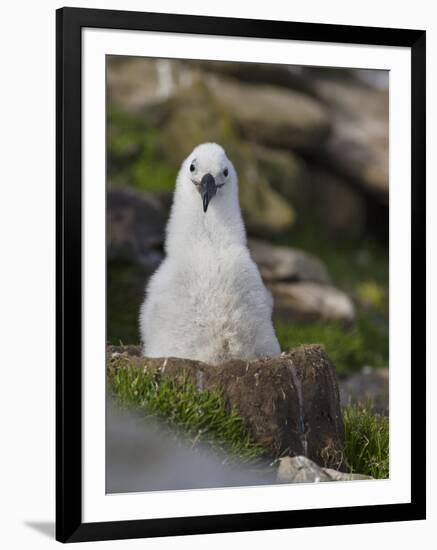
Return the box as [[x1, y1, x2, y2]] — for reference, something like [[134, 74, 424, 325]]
[[193, 60, 318, 98], [250, 145, 368, 240], [107, 56, 197, 112], [107, 187, 166, 269], [310, 169, 367, 239], [251, 144, 313, 214], [207, 76, 330, 151], [314, 77, 389, 203], [108, 344, 345, 469], [250, 144, 369, 241]]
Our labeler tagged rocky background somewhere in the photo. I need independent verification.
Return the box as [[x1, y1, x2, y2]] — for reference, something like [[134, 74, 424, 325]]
[[107, 56, 389, 416]]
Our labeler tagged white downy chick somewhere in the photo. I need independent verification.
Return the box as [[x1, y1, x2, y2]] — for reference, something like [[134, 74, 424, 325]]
[[139, 143, 281, 365]]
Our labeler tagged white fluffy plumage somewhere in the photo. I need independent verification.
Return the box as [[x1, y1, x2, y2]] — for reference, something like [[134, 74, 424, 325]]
[[139, 143, 281, 365]]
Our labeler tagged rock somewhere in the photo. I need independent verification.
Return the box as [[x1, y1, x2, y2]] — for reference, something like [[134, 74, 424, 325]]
[[207, 76, 330, 151], [193, 61, 318, 98], [107, 187, 166, 269], [248, 238, 331, 284], [339, 367, 389, 415], [311, 169, 367, 239], [251, 144, 312, 212], [314, 78, 389, 203], [270, 282, 356, 324], [107, 57, 197, 112], [353, 69, 389, 91], [247, 240, 356, 324], [108, 344, 345, 469], [251, 145, 368, 240], [237, 166, 296, 235], [277, 456, 372, 483], [250, 146, 368, 240]]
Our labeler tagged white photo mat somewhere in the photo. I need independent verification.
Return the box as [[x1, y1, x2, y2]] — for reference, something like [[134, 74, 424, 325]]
[[82, 27, 411, 523]]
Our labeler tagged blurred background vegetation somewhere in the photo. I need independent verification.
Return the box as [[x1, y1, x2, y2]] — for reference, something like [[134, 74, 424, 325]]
[[106, 56, 389, 408]]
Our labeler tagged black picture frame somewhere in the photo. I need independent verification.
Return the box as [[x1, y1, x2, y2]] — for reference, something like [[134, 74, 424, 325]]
[[56, 6, 426, 543]]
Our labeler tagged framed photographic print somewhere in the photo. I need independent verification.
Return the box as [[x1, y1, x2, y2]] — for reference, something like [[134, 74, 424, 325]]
[[56, 6, 426, 543]]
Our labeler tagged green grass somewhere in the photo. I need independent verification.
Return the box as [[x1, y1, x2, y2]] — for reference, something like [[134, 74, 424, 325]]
[[343, 405, 389, 479], [275, 315, 388, 377], [107, 362, 265, 464]]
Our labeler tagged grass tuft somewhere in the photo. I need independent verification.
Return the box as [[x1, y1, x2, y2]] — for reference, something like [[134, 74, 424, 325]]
[[342, 404, 389, 479], [107, 363, 265, 464]]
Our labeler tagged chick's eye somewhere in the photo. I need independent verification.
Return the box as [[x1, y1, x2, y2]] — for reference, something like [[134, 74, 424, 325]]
[[190, 163, 195, 172], [223, 168, 229, 177]]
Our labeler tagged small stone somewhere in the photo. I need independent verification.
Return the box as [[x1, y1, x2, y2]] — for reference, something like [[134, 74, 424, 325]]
[[248, 238, 331, 284], [277, 456, 332, 483], [270, 282, 356, 324], [339, 367, 389, 414], [277, 456, 372, 483]]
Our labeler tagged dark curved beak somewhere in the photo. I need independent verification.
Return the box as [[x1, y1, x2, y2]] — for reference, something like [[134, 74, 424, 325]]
[[200, 173, 217, 213]]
